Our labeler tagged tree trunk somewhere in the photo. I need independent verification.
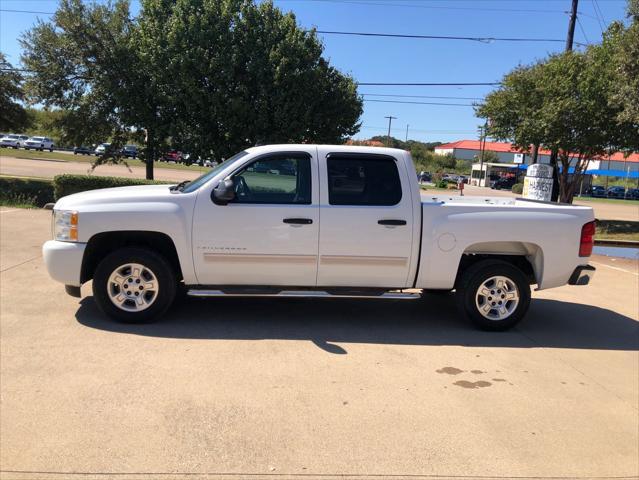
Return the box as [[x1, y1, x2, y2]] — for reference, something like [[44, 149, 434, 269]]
[[550, 149, 560, 202], [144, 127, 154, 180]]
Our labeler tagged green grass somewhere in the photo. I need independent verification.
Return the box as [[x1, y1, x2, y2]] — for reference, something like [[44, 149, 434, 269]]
[[595, 220, 639, 241], [0, 148, 209, 173], [419, 184, 453, 193], [574, 196, 639, 206], [0, 199, 39, 209]]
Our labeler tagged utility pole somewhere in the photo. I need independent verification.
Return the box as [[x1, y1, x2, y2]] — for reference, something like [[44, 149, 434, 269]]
[[566, 0, 579, 51], [385, 116, 397, 147], [549, 0, 579, 200], [405, 124, 409, 143]]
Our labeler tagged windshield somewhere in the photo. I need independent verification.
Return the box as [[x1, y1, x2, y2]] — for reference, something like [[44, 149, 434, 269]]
[[181, 150, 249, 193], [31, 137, 44, 141]]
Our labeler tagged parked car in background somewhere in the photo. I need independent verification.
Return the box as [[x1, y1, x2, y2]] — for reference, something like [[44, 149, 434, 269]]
[[590, 185, 606, 198], [418, 172, 432, 183], [0, 134, 29, 149], [606, 186, 627, 199], [491, 177, 517, 190], [94, 143, 112, 156], [73, 146, 94, 155], [627, 188, 639, 200], [24, 136, 55, 151], [161, 150, 183, 162], [122, 145, 138, 158]]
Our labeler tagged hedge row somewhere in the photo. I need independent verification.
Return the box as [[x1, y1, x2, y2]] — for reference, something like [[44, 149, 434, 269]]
[[0, 175, 168, 208], [0, 177, 55, 207], [52, 174, 163, 199]]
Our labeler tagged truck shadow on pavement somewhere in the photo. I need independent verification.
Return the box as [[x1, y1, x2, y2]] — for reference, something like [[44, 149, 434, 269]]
[[75, 293, 639, 354]]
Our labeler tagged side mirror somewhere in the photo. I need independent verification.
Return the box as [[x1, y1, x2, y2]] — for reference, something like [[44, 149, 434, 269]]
[[212, 178, 235, 205]]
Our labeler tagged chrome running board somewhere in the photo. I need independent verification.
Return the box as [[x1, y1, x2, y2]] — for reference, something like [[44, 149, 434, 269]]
[[186, 289, 421, 300]]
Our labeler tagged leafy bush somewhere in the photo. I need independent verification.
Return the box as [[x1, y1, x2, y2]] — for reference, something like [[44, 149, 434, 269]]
[[436, 180, 450, 189], [512, 183, 524, 194], [53, 174, 165, 199], [0, 177, 54, 207]]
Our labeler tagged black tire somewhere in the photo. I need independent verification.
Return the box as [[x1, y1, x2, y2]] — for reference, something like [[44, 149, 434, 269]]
[[456, 259, 531, 331], [92, 247, 177, 323]]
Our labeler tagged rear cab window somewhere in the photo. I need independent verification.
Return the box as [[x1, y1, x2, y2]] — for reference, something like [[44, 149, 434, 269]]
[[326, 154, 402, 206]]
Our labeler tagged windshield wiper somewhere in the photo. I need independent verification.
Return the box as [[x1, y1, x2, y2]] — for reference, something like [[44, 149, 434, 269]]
[[170, 180, 190, 192]]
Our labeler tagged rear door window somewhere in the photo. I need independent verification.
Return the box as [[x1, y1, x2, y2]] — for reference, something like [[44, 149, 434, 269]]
[[327, 155, 402, 206]]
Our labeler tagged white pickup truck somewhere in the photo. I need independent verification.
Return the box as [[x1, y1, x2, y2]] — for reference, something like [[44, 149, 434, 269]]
[[43, 144, 596, 330]]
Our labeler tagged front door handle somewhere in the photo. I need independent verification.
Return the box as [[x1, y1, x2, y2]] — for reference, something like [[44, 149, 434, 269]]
[[283, 218, 313, 225], [378, 219, 407, 226]]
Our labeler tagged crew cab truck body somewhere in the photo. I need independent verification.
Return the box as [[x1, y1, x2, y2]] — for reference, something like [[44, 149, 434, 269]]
[[43, 144, 596, 330]]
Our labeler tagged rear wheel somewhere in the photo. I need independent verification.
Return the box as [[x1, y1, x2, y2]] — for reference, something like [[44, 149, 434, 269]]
[[456, 260, 531, 331], [92, 247, 177, 323]]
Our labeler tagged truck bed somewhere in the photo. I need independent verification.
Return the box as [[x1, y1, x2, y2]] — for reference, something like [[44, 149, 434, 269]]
[[415, 195, 595, 291]]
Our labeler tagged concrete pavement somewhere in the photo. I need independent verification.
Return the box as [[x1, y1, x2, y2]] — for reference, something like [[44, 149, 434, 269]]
[[0, 207, 637, 479]]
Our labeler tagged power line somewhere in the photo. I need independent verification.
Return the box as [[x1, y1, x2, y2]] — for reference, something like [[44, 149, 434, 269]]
[[592, 0, 608, 26], [1, 68, 499, 86], [360, 125, 476, 133], [0, 9, 55, 15], [0, 69, 500, 87], [278, 0, 574, 14], [576, 16, 591, 44], [357, 82, 500, 86], [316, 30, 586, 46], [364, 99, 475, 107], [361, 93, 483, 100]]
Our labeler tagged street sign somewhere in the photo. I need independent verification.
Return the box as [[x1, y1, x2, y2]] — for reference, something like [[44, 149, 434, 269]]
[[513, 153, 524, 164]]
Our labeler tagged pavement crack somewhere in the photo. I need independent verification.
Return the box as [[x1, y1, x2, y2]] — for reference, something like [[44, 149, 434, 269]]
[[0, 255, 42, 273]]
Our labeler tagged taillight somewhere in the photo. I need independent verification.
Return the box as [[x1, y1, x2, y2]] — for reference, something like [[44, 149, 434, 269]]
[[579, 221, 596, 257]]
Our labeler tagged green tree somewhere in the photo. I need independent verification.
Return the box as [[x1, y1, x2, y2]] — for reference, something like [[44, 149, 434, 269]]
[[477, 40, 638, 203], [0, 53, 30, 132], [134, 0, 362, 161], [21, 0, 362, 178], [20, 0, 138, 167], [612, 1, 639, 124]]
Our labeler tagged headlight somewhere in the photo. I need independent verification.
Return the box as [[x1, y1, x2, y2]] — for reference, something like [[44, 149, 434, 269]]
[[53, 210, 79, 242]]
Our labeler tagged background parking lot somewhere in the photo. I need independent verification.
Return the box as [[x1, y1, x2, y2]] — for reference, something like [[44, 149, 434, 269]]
[[0, 207, 637, 479]]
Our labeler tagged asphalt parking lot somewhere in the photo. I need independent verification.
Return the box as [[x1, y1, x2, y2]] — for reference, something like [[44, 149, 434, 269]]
[[1, 207, 638, 480]]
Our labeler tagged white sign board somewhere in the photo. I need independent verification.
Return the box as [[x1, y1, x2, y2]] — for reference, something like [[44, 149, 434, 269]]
[[513, 153, 524, 164], [523, 164, 553, 201]]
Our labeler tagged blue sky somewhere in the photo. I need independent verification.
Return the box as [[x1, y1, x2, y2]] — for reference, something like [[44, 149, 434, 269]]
[[0, 0, 631, 143]]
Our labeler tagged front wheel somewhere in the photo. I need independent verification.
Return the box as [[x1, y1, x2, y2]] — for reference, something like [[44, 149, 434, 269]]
[[456, 260, 531, 331], [92, 247, 177, 323]]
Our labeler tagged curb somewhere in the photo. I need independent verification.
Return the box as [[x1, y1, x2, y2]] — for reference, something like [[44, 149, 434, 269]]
[[594, 239, 639, 248]]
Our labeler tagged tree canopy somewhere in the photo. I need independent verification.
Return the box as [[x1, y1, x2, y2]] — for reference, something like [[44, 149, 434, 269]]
[[20, 0, 363, 178], [476, 14, 639, 203], [0, 53, 30, 132]]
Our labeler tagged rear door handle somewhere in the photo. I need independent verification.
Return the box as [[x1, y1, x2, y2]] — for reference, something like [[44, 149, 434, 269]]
[[378, 219, 407, 226], [283, 218, 313, 225]]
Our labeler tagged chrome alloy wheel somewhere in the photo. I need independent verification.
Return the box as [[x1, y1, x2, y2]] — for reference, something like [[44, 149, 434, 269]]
[[475, 275, 519, 321], [107, 263, 159, 312]]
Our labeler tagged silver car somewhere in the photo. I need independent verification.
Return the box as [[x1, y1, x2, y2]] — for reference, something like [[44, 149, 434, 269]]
[[0, 134, 29, 148], [24, 136, 55, 151]]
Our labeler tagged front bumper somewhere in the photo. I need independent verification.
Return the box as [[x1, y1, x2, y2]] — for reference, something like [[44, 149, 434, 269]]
[[42, 240, 86, 287], [568, 265, 596, 286]]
